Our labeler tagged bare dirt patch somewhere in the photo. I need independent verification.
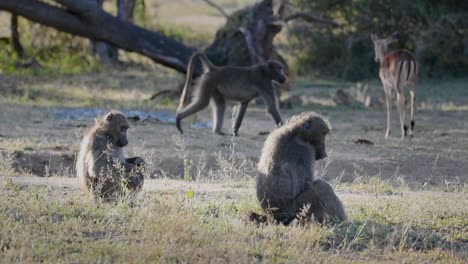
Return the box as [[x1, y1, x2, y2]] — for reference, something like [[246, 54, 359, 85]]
[[0, 102, 467, 189]]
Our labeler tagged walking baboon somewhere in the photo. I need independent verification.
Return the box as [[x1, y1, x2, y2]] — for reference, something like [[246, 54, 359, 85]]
[[76, 110, 145, 202], [371, 32, 418, 139], [176, 51, 286, 136], [255, 112, 347, 224]]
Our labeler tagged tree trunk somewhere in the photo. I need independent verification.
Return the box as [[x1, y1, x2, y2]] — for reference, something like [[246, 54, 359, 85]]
[[117, 0, 137, 22], [204, 0, 285, 67], [10, 14, 25, 58], [90, 0, 120, 65], [202, 0, 291, 98]]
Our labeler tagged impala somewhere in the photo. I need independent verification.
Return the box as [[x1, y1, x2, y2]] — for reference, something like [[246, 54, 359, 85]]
[[371, 32, 418, 139]]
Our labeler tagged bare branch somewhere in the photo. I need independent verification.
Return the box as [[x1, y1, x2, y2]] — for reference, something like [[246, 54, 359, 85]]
[[284, 12, 340, 27], [278, 1, 340, 27], [201, 0, 228, 18]]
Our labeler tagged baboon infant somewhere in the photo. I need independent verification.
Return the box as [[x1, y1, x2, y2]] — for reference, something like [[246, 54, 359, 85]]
[[76, 110, 145, 202], [256, 112, 346, 224]]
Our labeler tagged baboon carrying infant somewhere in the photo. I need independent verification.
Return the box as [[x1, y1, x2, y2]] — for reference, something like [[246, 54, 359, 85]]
[[255, 112, 347, 224], [176, 51, 286, 136], [76, 110, 145, 202]]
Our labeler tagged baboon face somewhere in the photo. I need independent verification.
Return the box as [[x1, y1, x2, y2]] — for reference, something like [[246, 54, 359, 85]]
[[264, 60, 287, 84], [296, 113, 331, 160], [103, 111, 130, 147]]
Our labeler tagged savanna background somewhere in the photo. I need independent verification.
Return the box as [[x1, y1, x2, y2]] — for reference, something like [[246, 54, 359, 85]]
[[0, 0, 467, 263]]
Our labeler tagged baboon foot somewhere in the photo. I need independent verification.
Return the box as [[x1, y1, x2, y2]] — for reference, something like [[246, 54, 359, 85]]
[[134, 158, 145, 167], [214, 130, 227, 136], [246, 212, 267, 224], [175, 116, 184, 134]]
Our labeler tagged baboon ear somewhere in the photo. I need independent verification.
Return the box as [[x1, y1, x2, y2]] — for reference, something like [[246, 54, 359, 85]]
[[106, 112, 113, 121], [269, 61, 276, 70], [260, 64, 270, 77]]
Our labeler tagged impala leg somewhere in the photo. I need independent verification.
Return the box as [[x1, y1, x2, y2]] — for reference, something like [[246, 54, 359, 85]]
[[396, 91, 407, 140], [383, 85, 392, 139], [409, 86, 416, 137]]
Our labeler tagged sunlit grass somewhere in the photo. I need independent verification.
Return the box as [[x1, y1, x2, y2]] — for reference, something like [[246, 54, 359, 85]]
[[0, 178, 466, 263]]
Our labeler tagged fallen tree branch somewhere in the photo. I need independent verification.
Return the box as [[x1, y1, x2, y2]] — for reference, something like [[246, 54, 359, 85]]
[[0, 0, 198, 74]]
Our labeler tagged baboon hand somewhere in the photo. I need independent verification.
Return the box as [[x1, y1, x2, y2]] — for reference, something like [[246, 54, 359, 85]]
[[126, 157, 144, 166], [134, 157, 145, 166]]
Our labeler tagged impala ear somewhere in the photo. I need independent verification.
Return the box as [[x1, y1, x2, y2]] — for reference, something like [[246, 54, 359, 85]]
[[387, 31, 398, 43], [370, 33, 378, 42]]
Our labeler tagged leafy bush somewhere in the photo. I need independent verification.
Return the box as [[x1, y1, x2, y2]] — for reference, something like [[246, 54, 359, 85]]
[[290, 0, 468, 80]]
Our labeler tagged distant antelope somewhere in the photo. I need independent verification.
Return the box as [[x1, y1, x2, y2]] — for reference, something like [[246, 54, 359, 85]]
[[371, 32, 418, 139]]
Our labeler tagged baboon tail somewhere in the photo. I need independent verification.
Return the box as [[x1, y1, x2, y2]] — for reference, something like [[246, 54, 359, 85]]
[[177, 52, 200, 113], [198, 52, 216, 72], [177, 51, 215, 113]]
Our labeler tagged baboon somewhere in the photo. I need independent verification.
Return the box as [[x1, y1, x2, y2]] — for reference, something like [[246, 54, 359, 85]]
[[255, 112, 347, 224], [76, 110, 145, 202], [371, 32, 418, 139], [176, 51, 286, 136]]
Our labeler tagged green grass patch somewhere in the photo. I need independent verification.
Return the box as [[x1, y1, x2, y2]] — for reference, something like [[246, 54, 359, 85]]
[[0, 180, 466, 263]]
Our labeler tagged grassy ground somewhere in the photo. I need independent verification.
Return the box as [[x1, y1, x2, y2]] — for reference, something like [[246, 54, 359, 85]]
[[1, 71, 467, 263], [0, 1, 467, 262], [1, 178, 467, 263]]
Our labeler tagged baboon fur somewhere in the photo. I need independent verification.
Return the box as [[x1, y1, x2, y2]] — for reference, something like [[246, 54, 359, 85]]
[[76, 110, 145, 202], [256, 112, 347, 224], [176, 51, 286, 136]]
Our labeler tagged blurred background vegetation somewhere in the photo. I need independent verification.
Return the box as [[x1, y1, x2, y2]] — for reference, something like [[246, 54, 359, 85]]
[[290, 0, 468, 81], [0, 0, 467, 81]]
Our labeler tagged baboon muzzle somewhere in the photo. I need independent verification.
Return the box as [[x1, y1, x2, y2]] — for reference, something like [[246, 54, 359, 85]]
[[316, 146, 327, 160], [116, 138, 128, 147], [277, 74, 286, 84]]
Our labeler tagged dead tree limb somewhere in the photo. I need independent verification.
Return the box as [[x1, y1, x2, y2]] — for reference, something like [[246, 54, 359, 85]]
[[284, 12, 340, 26], [279, 0, 340, 26], [201, 0, 229, 18], [0, 0, 197, 74]]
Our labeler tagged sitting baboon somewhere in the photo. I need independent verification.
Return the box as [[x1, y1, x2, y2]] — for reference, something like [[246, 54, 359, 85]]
[[76, 110, 145, 202], [176, 51, 286, 136], [255, 112, 347, 224]]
